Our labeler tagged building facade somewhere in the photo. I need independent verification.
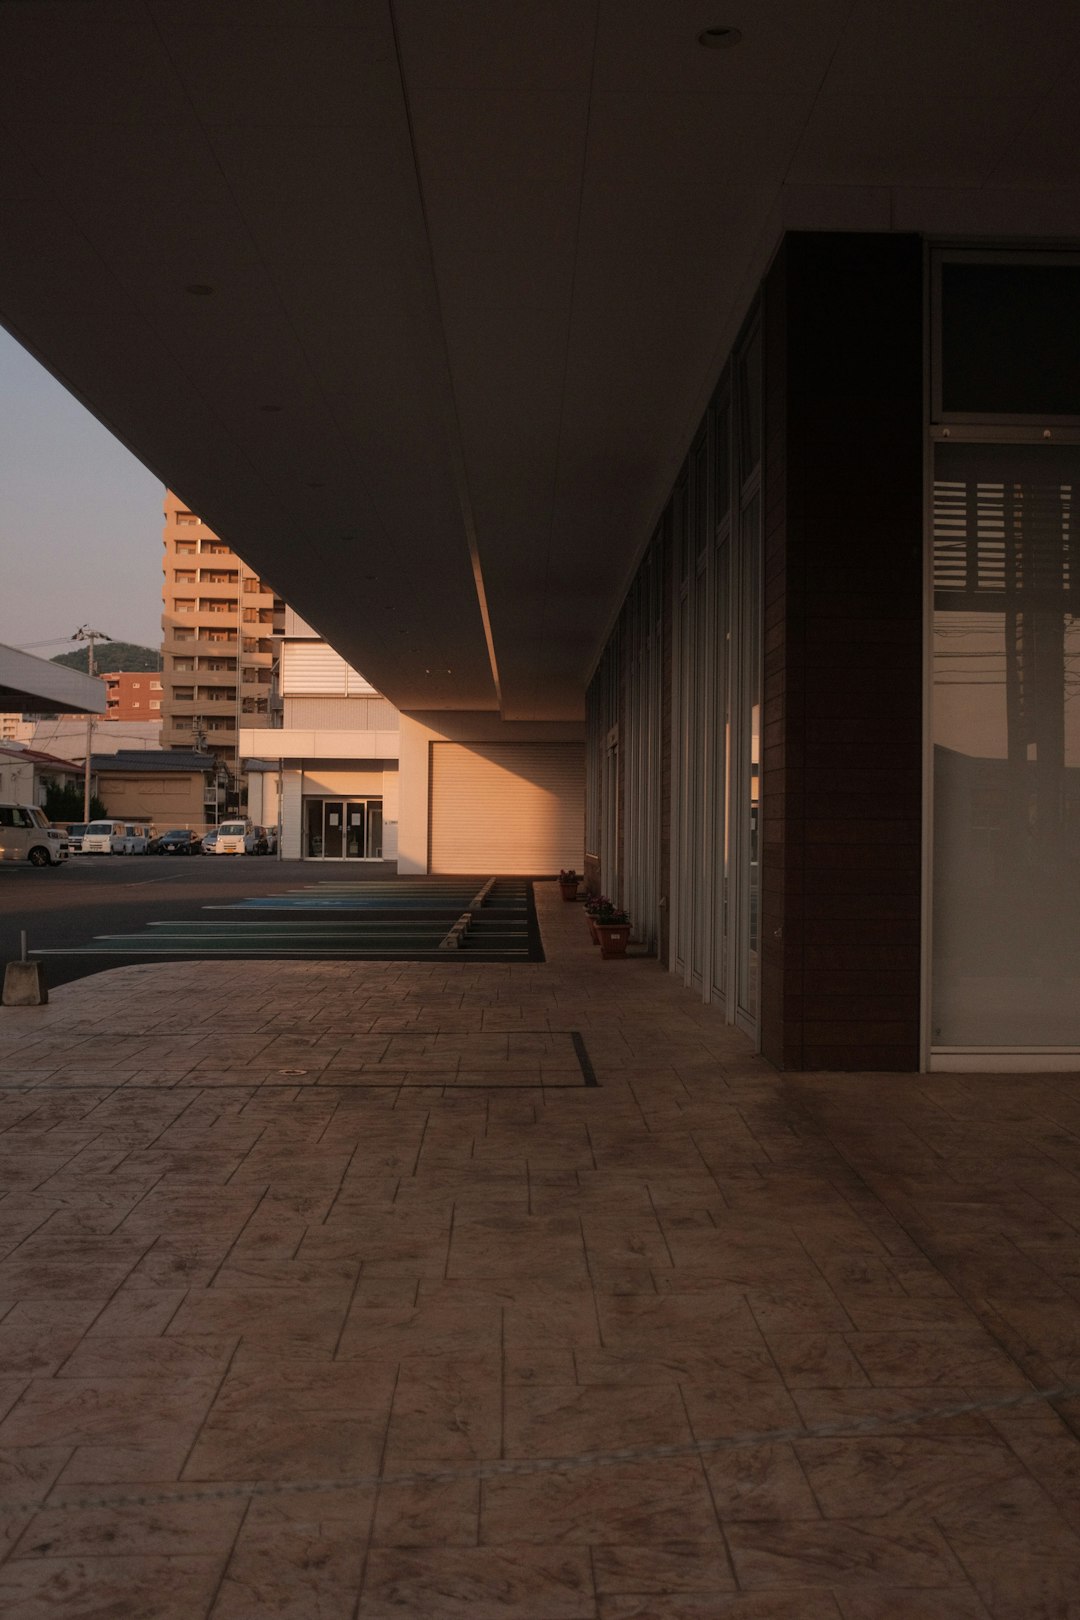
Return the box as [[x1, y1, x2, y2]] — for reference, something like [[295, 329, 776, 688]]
[[0, 719, 162, 761], [103, 671, 163, 722], [242, 610, 400, 861], [90, 748, 216, 829], [586, 236, 1080, 1074], [160, 492, 284, 800], [0, 745, 82, 809], [243, 612, 586, 873], [7, 11, 1080, 1074]]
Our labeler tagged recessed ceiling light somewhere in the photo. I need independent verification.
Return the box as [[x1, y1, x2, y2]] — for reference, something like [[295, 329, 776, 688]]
[[260, 404, 283, 413], [698, 26, 741, 48], [186, 283, 214, 296], [306, 480, 324, 488]]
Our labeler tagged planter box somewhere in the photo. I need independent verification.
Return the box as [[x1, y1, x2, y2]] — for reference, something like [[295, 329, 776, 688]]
[[586, 916, 600, 944], [559, 881, 579, 902], [594, 923, 630, 959]]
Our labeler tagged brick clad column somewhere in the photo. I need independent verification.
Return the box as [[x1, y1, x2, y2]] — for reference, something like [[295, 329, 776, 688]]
[[761, 233, 924, 1071]]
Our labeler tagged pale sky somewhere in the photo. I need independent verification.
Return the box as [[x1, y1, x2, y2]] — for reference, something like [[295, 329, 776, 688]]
[[0, 327, 164, 656]]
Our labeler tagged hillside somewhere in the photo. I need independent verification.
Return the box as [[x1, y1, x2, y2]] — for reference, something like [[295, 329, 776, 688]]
[[51, 642, 161, 675]]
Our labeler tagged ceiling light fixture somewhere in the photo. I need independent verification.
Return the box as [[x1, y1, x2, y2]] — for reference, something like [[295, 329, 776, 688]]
[[260, 404, 283, 413], [698, 25, 741, 48], [186, 283, 214, 296]]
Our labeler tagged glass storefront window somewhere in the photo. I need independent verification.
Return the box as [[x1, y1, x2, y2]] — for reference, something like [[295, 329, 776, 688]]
[[932, 442, 1080, 1045]]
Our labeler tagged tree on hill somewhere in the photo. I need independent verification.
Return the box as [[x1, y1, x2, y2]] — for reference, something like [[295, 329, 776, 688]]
[[51, 641, 161, 675]]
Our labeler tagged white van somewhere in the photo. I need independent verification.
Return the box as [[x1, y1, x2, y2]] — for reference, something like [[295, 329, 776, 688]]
[[0, 805, 68, 867], [84, 820, 151, 855], [215, 819, 253, 855]]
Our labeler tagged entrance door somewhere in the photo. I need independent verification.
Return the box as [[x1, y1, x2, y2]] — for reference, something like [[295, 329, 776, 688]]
[[304, 798, 323, 858], [302, 797, 384, 859], [345, 802, 366, 858], [367, 801, 383, 858], [322, 801, 344, 859]]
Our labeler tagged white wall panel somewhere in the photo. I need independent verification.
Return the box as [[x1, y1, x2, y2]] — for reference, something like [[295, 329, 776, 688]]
[[283, 696, 399, 729], [382, 767, 399, 860], [299, 768, 384, 794], [281, 771, 303, 860]]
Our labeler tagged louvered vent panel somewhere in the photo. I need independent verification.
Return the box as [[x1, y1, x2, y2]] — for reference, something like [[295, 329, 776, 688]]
[[282, 642, 376, 696]]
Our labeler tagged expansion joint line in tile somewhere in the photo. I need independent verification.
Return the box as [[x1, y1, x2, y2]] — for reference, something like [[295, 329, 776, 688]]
[[5, 1379, 1079, 1521]]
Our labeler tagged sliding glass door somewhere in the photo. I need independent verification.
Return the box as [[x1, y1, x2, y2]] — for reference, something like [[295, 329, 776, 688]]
[[302, 797, 383, 860]]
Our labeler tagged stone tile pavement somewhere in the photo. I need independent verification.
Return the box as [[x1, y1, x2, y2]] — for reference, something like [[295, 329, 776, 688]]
[[0, 885, 1079, 1616]]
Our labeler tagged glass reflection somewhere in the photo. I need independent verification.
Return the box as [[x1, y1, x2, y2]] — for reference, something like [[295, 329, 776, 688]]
[[933, 443, 1080, 1044]]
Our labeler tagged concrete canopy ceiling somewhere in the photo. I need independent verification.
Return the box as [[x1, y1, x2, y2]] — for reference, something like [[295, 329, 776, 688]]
[[0, 643, 105, 716], [2, 1, 1080, 719]]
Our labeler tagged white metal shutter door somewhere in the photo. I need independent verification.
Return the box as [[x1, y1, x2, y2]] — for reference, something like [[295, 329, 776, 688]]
[[429, 742, 585, 874]]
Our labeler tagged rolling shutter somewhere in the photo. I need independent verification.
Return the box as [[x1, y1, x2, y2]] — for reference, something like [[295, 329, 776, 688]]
[[429, 742, 584, 874]]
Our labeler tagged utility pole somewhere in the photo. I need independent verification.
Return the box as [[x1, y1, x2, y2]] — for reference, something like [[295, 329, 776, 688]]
[[73, 625, 111, 822]]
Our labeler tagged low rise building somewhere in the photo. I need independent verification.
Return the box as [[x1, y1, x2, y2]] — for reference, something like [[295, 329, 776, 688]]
[[0, 745, 82, 808], [2, 718, 163, 760], [241, 611, 399, 861], [90, 749, 217, 830]]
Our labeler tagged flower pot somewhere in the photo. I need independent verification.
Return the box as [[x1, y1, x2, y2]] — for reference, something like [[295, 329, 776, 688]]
[[559, 880, 579, 902], [594, 923, 630, 959], [586, 916, 600, 944]]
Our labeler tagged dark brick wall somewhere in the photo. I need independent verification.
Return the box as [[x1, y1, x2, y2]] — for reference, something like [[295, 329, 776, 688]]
[[761, 233, 924, 1071], [659, 521, 673, 968]]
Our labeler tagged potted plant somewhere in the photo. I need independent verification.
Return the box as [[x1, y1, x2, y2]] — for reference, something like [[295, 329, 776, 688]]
[[589, 896, 631, 958], [583, 893, 604, 943], [559, 868, 580, 901]]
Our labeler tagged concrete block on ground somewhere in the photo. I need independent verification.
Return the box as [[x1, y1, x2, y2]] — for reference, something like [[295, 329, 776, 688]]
[[2, 960, 48, 1006]]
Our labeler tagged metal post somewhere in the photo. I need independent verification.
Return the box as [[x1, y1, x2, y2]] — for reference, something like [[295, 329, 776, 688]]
[[73, 625, 110, 823], [83, 632, 95, 823]]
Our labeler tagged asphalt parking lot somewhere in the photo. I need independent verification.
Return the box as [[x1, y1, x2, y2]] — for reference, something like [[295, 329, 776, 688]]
[[0, 854, 397, 987]]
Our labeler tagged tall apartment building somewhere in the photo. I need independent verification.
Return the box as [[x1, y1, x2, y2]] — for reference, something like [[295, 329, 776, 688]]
[[160, 493, 284, 798]]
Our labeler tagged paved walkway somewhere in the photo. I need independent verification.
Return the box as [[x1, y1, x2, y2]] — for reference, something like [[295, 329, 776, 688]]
[[1, 885, 1079, 1618]]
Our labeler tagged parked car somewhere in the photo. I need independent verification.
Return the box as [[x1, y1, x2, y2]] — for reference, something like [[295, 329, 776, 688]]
[[81, 820, 124, 855], [214, 820, 252, 855], [201, 828, 221, 855], [66, 822, 88, 853], [152, 829, 202, 856], [0, 804, 68, 866], [82, 820, 150, 855]]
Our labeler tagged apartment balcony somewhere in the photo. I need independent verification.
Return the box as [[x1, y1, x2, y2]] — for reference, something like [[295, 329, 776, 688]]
[[165, 628, 239, 646]]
